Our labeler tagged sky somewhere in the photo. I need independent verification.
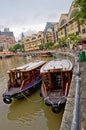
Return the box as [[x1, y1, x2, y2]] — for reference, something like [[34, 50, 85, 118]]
[[0, 0, 74, 39]]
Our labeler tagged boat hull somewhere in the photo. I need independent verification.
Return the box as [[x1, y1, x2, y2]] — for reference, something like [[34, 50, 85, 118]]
[[3, 76, 42, 104], [40, 59, 73, 113], [41, 84, 66, 106], [41, 84, 66, 113]]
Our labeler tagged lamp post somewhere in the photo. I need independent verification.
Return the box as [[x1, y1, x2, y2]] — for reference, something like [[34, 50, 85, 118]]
[[67, 37, 70, 51]]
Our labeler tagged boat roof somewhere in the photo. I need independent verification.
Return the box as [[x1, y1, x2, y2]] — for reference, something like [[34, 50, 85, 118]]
[[40, 59, 73, 73], [9, 60, 46, 72]]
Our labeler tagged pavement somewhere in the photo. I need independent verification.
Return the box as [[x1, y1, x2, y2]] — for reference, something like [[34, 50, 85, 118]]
[[80, 61, 86, 130], [59, 52, 86, 130]]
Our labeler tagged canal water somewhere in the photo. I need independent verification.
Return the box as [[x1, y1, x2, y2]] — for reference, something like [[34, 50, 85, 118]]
[[0, 56, 63, 130]]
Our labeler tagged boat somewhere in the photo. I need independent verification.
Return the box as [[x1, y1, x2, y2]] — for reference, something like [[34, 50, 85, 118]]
[[3, 60, 46, 104], [26, 55, 32, 60], [41, 51, 52, 57], [40, 59, 73, 113]]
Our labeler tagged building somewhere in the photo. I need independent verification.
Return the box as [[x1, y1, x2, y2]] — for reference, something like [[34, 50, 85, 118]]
[[43, 31, 55, 44], [54, 2, 86, 44], [44, 22, 57, 44], [22, 31, 44, 52], [23, 2, 86, 52], [0, 28, 16, 51]]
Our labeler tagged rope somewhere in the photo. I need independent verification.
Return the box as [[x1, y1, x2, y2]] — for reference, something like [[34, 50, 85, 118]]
[[20, 91, 43, 103]]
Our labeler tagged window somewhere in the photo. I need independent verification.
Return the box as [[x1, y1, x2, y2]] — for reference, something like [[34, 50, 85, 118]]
[[61, 31, 63, 35], [32, 37, 36, 40], [76, 32, 79, 35], [82, 28, 85, 33], [38, 35, 41, 38], [26, 39, 30, 42], [60, 19, 67, 26], [71, 25, 74, 30]]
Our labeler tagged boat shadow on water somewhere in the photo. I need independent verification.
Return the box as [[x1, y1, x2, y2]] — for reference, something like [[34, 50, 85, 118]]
[[7, 95, 41, 121]]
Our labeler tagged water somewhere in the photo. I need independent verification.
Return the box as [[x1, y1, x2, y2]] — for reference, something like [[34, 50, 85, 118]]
[[0, 56, 63, 130]]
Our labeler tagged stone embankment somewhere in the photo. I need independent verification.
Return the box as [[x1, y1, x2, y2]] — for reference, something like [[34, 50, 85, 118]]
[[0, 53, 15, 58]]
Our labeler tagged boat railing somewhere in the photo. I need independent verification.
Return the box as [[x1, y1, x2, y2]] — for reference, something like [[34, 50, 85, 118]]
[[71, 53, 82, 130]]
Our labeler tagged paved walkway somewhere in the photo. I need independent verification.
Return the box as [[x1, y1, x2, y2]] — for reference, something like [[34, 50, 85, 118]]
[[60, 54, 86, 130], [80, 61, 86, 130]]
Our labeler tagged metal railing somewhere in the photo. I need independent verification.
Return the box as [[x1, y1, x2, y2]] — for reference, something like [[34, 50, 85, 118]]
[[71, 53, 82, 130]]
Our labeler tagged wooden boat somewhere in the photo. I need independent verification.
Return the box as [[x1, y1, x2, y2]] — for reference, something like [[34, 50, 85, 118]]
[[41, 51, 52, 57], [40, 59, 73, 113], [3, 60, 46, 104]]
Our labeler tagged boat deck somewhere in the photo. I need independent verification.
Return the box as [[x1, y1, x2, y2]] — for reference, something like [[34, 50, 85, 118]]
[[5, 87, 20, 95], [11, 60, 46, 72], [48, 90, 66, 104]]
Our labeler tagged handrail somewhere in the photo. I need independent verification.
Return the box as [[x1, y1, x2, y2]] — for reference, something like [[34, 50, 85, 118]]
[[71, 53, 82, 130]]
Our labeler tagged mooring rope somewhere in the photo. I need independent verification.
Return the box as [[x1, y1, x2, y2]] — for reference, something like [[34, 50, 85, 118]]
[[20, 91, 43, 103]]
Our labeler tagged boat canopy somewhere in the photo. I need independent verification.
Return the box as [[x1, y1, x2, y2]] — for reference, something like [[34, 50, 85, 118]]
[[8, 60, 46, 72], [40, 59, 73, 73]]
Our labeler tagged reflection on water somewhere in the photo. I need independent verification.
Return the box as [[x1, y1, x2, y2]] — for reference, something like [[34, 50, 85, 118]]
[[0, 56, 63, 130]]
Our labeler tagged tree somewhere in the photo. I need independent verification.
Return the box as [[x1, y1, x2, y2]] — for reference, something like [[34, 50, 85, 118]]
[[58, 37, 67, 47], [74, 0, 86, 22], [9, 44, 23, 52], [9, 47, 15, 52], [68, 34, 82, 46], [45, 42, 53, 50], [0, 46, 3, 52], [39, 44, 45, 50], [39, 42, 54, 50], [52, 43, 60, 49]]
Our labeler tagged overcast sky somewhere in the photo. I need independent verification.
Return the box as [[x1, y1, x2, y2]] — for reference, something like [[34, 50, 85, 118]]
[[0, 0, 73, 39]]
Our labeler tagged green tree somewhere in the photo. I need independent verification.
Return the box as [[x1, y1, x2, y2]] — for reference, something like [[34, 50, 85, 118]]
[[9, 44, 23, 52], [14, 44, 22, 51], [39, 44, 45, 50], [0, 46, 3, 52], [68, 34, 82, 46], [52, 43, 60, 49], [74, 0, 86, 22], [45, 42, 53, 49], [58, 37, 67, 47], [9, 47, 15, 52]]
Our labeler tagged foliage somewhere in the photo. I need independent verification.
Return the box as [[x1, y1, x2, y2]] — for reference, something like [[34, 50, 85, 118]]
[[52, 43, 60, 49], [74, 0, 86, 23], [9, 47, 15, 52], [39, 42, 53, 50], [68, 34, 82, 46], [57, 34, 82, 48], [0, 46, 3, 52], [58, 37, 67, 47], [70, 9, 79, 19], [9, 44, 24, 52], [39, 44, 45, 50], [45, 42, 53, 49]]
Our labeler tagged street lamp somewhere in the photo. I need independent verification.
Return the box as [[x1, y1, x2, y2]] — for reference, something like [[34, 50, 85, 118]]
[[66, 37, 71, 51]]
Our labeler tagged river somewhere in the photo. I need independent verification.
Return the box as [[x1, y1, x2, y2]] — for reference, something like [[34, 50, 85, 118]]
[[0, 56, 63, 130]]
